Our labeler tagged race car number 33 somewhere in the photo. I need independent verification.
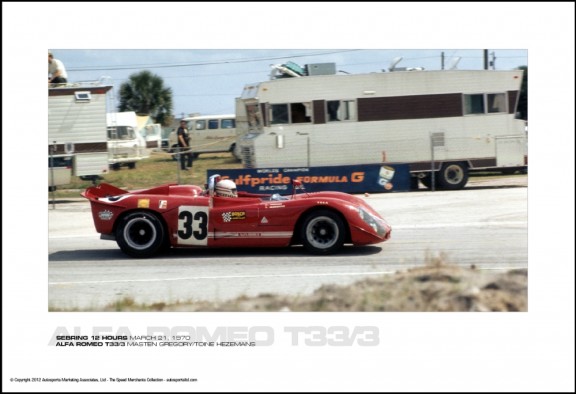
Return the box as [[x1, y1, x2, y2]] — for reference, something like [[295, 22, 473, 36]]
[[178, 206, 209, 245]]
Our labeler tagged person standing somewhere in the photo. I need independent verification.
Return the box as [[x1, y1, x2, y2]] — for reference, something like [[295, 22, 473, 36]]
[[177, 120, 193, 170], [48, 51, 68, 85]]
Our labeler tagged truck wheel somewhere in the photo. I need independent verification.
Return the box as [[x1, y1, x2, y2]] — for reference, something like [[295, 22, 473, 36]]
[[116, 211, 165, 258], [300, 210, 345, 254], [127, 162, 136, 169], [437, 162, 468, 190]]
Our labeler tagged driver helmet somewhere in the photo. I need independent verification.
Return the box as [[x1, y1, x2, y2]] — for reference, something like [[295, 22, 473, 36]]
[[215, 179, 238, 197]]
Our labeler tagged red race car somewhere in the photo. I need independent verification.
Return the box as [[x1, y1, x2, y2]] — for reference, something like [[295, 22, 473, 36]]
[[82, 175, 391, 258]]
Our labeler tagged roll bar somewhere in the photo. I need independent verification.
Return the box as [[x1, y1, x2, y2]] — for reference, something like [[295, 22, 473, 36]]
[[207, 174, 221, 198]]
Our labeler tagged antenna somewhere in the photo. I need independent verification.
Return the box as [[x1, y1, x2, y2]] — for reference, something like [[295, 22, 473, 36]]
[[448, 57, 461, 70], [389, 57, 403, 71]]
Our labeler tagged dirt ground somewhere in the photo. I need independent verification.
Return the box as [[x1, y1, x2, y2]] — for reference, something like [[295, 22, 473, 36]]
[[466, 172, 528, 188], [141, 262, 526, 312]]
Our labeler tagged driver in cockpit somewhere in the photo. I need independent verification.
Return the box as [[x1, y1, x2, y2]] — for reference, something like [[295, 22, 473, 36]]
[[214, 179, 238, 198]]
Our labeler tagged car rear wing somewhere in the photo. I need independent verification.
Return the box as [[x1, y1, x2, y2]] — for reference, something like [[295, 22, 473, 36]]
[[81, 183, 129, 200]]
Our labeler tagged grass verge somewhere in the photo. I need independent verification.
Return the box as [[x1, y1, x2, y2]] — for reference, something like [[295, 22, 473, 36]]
[[49, 151, 242, 198]]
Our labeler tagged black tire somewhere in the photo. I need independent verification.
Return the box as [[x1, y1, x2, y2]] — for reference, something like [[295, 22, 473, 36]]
[[300, 210, 346, 255], [115, 211, 166, 258], [436, 162, 468, 190], [127, 162, 136, 169]]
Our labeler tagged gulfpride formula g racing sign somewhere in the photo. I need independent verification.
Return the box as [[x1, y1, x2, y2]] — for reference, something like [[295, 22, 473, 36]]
[[208, 164, 410, 194]]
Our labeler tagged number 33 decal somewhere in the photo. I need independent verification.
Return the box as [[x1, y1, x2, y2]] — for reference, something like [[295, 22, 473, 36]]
[[177, 206, 209, 245]]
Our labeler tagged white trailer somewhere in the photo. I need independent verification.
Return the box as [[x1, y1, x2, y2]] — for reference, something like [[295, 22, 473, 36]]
[[106, 111, 143, 169], [48, 81, 113, 188], [237, 67, 527, 190]]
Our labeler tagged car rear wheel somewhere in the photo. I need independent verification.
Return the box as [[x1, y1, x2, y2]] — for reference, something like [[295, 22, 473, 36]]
[[300, 210, 345, 254], [116, 211, 165, 258]]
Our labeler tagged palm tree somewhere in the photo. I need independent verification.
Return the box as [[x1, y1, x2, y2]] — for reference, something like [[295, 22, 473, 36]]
[[118, 70, 173, 126]]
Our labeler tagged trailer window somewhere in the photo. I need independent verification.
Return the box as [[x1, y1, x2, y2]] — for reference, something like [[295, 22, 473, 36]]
[[327, 101, 340, 121], [271, 104, 289, 124], [48, 156, 72, 168], [327, 100, 356, 121], [74, 91, 91, 102], [464, 94, 485, 114], [465, 93, 507, 115], [487, 93, 506, 113], [270, 102, 312, 124], [290, 102, 311, 123]]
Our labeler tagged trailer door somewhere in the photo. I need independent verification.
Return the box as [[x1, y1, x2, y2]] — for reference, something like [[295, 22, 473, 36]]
[[495, 136, 526, 167]]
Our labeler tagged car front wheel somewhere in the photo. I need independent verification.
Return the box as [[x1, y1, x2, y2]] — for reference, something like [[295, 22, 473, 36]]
[[300, 210, 345, 254], [116, 211, 165, 258]]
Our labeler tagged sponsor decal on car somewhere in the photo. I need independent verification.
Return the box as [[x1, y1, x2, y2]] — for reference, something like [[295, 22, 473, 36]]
[[222, 211, 246, 222], [137, 199, 150, 208], [98, 210, 114, 221], [265, 203, 285, 209], [213, 231, 292, 239], [159, 200, 168, 209]]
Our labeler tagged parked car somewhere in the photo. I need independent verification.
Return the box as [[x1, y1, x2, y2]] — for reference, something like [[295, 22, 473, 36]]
[[82, 175, 391, 258], [168, 114, 239, 159]]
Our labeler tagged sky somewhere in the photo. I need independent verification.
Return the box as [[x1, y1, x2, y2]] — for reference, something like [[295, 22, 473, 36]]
[[3, 2, 575, 392], [51, 48, 528, 117]]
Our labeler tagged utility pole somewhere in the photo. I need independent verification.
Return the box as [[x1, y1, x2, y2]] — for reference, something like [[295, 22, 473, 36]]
[[490, 51, 496, 70], [483, 49, 489, 70], [441, 51, 445, 70]]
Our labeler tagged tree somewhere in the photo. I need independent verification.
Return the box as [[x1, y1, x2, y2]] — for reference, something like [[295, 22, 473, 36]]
[[517, 66, 528, 121], [118, 70, 173, 126]]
